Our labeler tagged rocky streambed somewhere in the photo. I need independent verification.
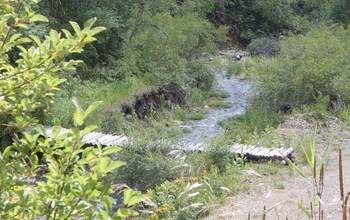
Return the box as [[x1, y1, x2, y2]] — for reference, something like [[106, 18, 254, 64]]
[[180, 69, 251, 144]]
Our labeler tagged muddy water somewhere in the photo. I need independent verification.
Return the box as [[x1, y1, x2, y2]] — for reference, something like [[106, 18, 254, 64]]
[[180, 69, 251, 144]]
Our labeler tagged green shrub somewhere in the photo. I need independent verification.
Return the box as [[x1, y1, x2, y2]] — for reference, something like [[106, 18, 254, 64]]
[[186, 88, 206, 107], [174, 105, 188, 121], [209, 90, 230, 99], [112, 149, 179, 192], [186, 60, 215, 92], [144, 152, 240, 220], [249, 23, 350, 111], [247, 37, 280, 57], [226, 60, 245, 76]]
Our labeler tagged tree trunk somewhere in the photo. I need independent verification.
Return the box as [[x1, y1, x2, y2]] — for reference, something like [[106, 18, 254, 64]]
[[129, 0, 146, 42]]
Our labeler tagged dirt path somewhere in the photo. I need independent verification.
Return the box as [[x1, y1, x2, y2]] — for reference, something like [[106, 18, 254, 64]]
[[203, 114, 350, 220]]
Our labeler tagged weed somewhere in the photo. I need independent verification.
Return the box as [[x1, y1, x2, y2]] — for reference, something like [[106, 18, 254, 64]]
[[208, 90, 230, 99], [188, 113, 206, 120], [174, 105, 188, 121], [226, 60, 245, 76], [219, 106, 284, 144], [207, 98, 232, 109]]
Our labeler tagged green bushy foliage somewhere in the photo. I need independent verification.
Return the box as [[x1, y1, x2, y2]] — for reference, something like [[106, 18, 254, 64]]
[[119, 2, 227, 81], [0, 1, 145, 218], [112, 147, 180, 192], [186, 60, 215, 91], [247, 37, 280, 57], [249, 23, 350, 111], [186, 88, 206, 107], [143, 151, 241, 220], [226, 60, 245, 76]]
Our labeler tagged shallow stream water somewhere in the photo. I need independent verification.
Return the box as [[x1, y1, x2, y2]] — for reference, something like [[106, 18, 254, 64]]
[[180, 69, 251, 144]]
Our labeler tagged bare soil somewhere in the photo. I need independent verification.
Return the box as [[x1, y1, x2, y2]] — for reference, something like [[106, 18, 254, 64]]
[[203, 113, 350, 220]]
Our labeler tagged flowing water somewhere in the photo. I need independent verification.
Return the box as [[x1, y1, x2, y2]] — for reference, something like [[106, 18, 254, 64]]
[[180, 69, 251, 144]]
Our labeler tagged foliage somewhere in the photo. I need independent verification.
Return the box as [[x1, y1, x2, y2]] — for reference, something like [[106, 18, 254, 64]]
[[247, 37, 280, 57], [186, 60, 215, 92], [0, 1, 145, 218], [117, 1, 228, 82], [0, 101, 129, 219], [0, 0, 102, 147], [225, 60, 245, 76], [144, 150, 241, 220], [248, 23, 350, 112], [112, 146, 180, 192], [219, 106, 284, 145], [331, 0, 350, 28]]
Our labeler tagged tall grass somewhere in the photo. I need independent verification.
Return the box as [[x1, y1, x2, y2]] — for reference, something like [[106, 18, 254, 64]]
[[257, 127, 334, 220], [219, 106, 284, 144]]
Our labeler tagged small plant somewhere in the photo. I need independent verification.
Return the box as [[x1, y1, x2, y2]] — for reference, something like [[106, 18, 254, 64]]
[[226, 60, 245, 76], [207, 97, 232, 109], [338, 148, 350, 220], [188, 113, 206, 120], [174, 105, 188, 121]]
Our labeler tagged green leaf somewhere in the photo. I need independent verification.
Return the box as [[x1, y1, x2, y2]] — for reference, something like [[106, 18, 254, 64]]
[[47, 162, 59, 177], [116, 208, 139, 217], [8, 33, 22, 43], [15, 37, 31, 44], [82, 147, 93, 158], [62, 29, 74, 40], [99, 158, 108, 171], [89, 26, 107, 36], [81, 125, 98, 137], [50, 78, 67, 88], [129, 194, 147, 207], [17, 23, 29, 29], [104, 161, 125, 173], [102, 146, 123, 156], [101, 196, 115, 214], [123, 189, 135, 204], [85, 101, 103, 117], [98, 209, 110, 220], [69, 21, 81, 35], [74, 108, 85, 126], [49, 30, 60, 45], [83, 17, 97, 30], [71, 97, 81, 109], [29, 14, 48, 22]]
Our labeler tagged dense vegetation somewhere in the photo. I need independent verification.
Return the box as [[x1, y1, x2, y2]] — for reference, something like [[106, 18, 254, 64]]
[[2, 0, 350, 219]]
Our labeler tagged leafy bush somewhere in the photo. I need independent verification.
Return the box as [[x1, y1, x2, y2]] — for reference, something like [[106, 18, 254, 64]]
[[186, 60, 215, 92], [249, 23, 350, 111], [144, 152, 240, 220], [226, 60, 245, 76], [112, 147, 180, 192], [247, 37, 280, 57], [186, 88, 206, 107]]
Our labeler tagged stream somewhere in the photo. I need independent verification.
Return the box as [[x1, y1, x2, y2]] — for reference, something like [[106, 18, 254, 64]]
[[180, 69, 251, 144]]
